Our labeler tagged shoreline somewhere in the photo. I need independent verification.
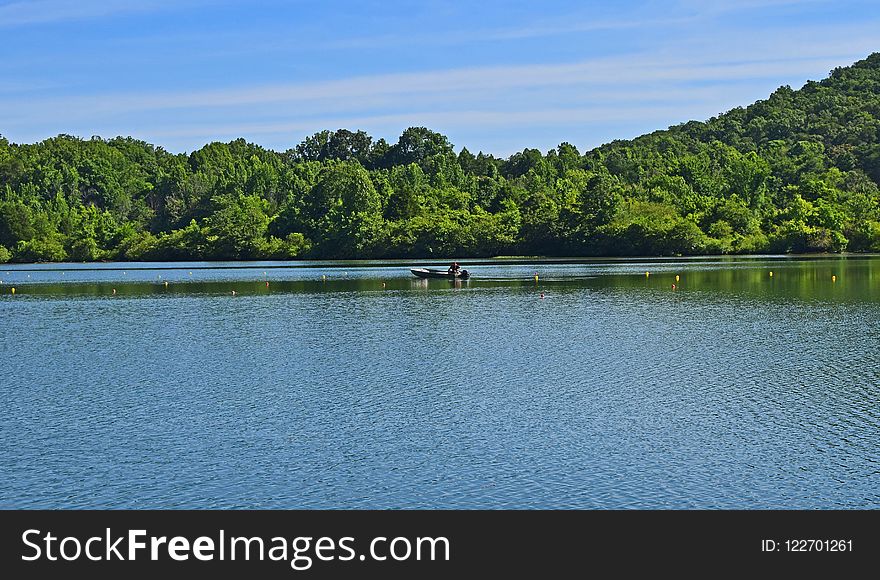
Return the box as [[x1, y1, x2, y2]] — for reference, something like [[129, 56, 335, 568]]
[[2, 252, 880, 270]]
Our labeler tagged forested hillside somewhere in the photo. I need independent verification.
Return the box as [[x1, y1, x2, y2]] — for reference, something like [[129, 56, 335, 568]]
[[1, 53, 879, 262]]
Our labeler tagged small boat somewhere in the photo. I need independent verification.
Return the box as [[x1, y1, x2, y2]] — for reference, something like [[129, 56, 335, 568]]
[[410, 268, 470, 280]]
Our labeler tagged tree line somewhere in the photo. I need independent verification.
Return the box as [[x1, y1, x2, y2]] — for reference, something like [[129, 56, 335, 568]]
[[1, 53, 879, 263]]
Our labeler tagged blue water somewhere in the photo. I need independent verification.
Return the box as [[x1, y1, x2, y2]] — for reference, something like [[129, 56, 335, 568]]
[[1, 257, 878, 508]]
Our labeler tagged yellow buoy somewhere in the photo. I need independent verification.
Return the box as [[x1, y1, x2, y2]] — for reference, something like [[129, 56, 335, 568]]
[[769, 271, 773, 277], [534, 272, 539, 282], [164, 281, 168, 287], [645, 271, 650, 277], [11, 287, 15, 294], [832, 275, 837, 282], [322, 275, 326, 281], [675, 275, 680, 282]]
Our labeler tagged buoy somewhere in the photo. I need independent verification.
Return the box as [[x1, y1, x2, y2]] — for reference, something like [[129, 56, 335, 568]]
[[832, 275, 837, 282], [645, 271, 650, 277], [322, 275, 326, 281], [266, 281, 270, 287], [382, 282, 386, 288], [671, 284, 676, 290], [11, 287, 15, 294], [189, 271, 192, 276], [164, 281, 168, 287], [675, 275, 680, 282], [112, 288, 116, 295], [540, 292, 545, 299], [231, 290, 236, 296], [769, 271, 773, 277]]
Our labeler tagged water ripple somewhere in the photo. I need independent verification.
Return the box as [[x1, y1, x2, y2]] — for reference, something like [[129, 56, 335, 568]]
[[1, 259, 879, 508]]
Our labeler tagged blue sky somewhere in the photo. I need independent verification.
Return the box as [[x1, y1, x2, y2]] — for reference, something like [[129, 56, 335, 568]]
[[0, 0, 877, 155]]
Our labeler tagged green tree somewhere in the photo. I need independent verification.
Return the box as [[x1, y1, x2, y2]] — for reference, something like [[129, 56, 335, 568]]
[[386, 127, 454, 169], [304, 162, 382, 256], [0, 201, 35, 247], [205, 194, 271, 259]]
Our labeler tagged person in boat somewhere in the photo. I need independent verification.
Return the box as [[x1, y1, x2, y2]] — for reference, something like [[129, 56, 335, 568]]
[[447, 261, 461, 275]]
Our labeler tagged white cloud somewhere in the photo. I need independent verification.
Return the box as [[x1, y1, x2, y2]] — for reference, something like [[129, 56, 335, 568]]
[[0, 3, 875, 154], [0, 0, 201, 27], [0, 49, 862, 121], [306, 0, 832, 51], [145, 106, 704, 139], [323, 14, 697, 50]]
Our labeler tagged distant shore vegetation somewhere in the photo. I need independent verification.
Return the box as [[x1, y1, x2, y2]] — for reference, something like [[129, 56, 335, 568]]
[[1, 54, 879, 263]]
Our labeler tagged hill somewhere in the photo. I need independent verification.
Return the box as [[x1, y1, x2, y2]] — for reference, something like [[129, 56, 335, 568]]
[[1, 53, 879, 262]]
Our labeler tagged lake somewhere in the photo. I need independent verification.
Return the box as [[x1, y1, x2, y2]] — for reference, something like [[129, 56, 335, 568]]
[[1, 256, 878, 508]]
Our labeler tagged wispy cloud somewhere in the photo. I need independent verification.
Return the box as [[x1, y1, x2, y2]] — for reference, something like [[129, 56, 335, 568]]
[[677, 0, 830, 13], [1, 1, 875, 154], [323, 14, 697, 50], [0, 79, 61, 94], [146, 106, 717, 140], [308, 0, 832, 51], [0, 49, 861, 122], [0, 0, 200, 27]]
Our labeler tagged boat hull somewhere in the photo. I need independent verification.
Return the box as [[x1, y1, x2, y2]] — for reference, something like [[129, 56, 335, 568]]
[[410, 268, 470, 280]]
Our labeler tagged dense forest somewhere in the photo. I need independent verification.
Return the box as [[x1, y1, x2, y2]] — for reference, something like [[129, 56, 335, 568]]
[[1, 53, 879, 263]]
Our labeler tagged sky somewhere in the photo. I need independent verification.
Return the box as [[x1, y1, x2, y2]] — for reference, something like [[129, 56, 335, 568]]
[[0, 0, 877, 156]]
